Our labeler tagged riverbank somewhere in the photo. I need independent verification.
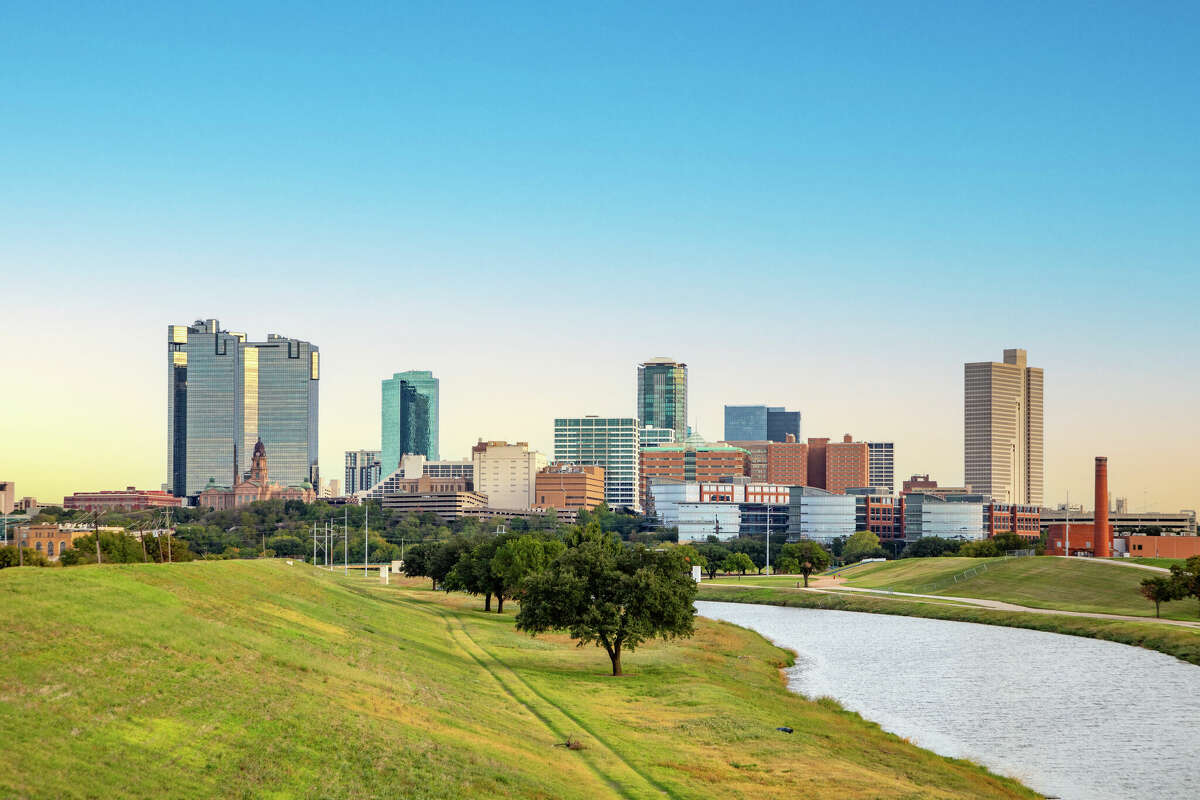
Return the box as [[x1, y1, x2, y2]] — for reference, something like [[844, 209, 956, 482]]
[[0, 561, 1037, 799], [698, 583, 1200, 666]]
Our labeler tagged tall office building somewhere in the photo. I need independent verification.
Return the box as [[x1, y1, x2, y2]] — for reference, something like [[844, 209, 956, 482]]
[[637, 358, 687, 442], [723, 405, 801, 443], [471, 440, 548, 510], [964, 348, 1044, 505], [553, 417, 641, 511], [381, 370, 439, 476], [344, 449, 382, 494], [867, 442, 895, 493], [167, 319, 319, 498]]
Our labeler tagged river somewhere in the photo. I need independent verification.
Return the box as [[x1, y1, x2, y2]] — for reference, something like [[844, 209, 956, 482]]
[[696, 601, 1200, 800]]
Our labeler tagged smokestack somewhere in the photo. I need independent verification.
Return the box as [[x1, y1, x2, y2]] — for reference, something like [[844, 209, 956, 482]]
[[1094, 457, 1111, 557]]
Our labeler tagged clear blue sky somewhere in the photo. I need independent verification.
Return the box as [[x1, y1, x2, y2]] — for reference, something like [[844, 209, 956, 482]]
[[2, 1, 1197, 510]]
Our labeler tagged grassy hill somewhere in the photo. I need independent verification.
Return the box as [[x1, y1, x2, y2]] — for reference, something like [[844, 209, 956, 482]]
[[835, 556, 1197, 620], [0, 561, 1036, 799]]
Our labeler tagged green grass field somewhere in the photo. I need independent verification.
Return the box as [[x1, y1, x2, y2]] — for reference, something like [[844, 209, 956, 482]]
[[1115, 557, 1184, 569], [835, 556, 1200, 620], [0, 561, 1036, 799]]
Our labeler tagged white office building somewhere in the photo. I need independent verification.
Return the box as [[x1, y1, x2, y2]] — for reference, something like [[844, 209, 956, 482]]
[[554, 416, 641, 511], [472, 440, 547, 510]]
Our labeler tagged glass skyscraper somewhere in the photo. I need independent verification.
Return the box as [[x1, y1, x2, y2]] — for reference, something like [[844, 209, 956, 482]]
[[637, 358, 687, 442], [723, 405, 801, 442], [381, 370, 439, 477], [167, 319, 319, 498]]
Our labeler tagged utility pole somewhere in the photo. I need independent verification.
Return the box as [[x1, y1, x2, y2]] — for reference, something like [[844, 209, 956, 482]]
[[313, 521, 317, 564], [94, 511, 102, 565], [364, 502, 369, 578], [166, 508, 173, 563], [765, 498, 771, 576], [343, 507, 348, 575]]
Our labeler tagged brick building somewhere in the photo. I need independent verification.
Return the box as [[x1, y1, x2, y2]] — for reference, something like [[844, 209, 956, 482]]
[[64, 487, 183, 512], [639, 441, 750, 511], [807, 435, 869, 494], [532, 464, 606, 513], [723, 436, 808, 485]]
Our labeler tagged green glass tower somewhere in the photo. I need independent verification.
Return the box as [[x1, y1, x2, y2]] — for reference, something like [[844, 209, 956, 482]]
[[381, 370, 439, 477], [637, 357, 687, 442]]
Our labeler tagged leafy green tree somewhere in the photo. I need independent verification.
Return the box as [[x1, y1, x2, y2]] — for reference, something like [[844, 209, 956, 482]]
[[1169, 555, 1200, 617], [781, 541, 831, 587], [957, 539, 1002, 558], [1139, 576, 1181, 618], [515, 527, 696, 675], [842, 531, 884, 563], [490, 534, 566, 613], [266, 535, 305, 557], [0, 546, 49, 568], [695, 543, 730, 579], [774, 557, 800, 574], [721, 552, 755, 577], [730, 538, 766, 573], [900, 537, 961, 558]]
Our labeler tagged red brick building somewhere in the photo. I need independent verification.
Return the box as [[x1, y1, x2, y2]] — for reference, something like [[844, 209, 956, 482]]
[[724, 436, 808, 485], [807, 434, 869, 494], [987, 503, 1041, 538], [640, 442, 750, 510], [64, 487, 182, 512]]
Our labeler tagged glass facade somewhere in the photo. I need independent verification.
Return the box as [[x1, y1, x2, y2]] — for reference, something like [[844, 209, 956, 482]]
[[786, 487, 856, 542], [905, 493, 985, 540], [723, 405, 801, 443], [381, 370, 439, 476], [167, 320, 318, 498], [554, 417, 640, 511], [637, 359, 687, 442]]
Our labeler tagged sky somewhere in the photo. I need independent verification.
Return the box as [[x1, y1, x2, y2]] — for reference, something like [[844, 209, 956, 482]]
[[1, 1, 1197, 512]]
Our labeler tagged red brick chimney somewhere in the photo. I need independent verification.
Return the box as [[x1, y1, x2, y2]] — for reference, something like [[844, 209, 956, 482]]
[[1094, 457, 1111, 557]]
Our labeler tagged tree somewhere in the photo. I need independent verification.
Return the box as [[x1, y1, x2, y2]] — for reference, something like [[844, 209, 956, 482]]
[[721, 552, 755, 577], [842, 531, 884, 563], [730, 538, 766, 573], [774, 557, 800, 574], [515, 527, 696, 675], [957, 539, 1002, 558], [1139, 576, 1181, 618], [781, 541, 831, 587], [1169, 556, 1200, 617], [696, 543, 730, 579], [489, 534, 565, 613], [266, 534, 305, 557], [900, 537, 961, 558]]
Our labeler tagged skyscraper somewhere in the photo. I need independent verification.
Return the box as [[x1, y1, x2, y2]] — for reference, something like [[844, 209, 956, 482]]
[[381, 370, 439, 476], [637, 358, 687, 442], [964, 348, 1044, 505], [344, 449, 381, 494], [723, 405, 801, 442], [553, 416, 641, 510], [167, 319, 319, 498]]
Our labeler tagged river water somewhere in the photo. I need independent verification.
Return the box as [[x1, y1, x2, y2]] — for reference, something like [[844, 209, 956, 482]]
[[696, 601, 1200, 800]]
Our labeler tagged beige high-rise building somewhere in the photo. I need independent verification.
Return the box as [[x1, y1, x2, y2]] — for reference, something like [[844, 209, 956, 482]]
[[472, 440, 548, 510], [964, 348, 1043, 505]]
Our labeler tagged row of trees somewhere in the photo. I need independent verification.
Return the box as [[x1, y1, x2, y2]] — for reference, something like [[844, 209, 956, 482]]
[[1139, 556, 1200, 617], [899, 533, 1042, 559], [405, 523, 696, 675]]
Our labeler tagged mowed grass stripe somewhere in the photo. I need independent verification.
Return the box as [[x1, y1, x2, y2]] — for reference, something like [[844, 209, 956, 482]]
[[390, 588, 647, 799]]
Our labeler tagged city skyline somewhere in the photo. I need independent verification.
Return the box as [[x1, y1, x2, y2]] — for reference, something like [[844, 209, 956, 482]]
[[2, 3, 1198, 512], [3, 323, 1196, 513]]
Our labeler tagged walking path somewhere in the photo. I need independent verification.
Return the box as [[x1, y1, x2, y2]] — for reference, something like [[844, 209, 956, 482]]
[[701, 582, 1200, 629]]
